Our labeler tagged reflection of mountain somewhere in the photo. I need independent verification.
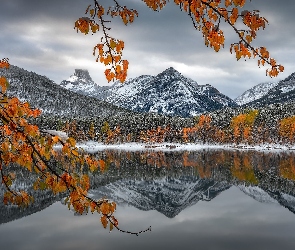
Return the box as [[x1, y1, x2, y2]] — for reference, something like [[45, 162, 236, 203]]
[[0, 191, 62, 225], [87, 150, 295, 218], [0, 167, 64, 225], [268, 192, 295, 214], [89, 176, 295, 218], [3, 150, 295, 223], [89, 177, 230, 218], [238, 185, 279, 204], [238, 185, 295, 214]]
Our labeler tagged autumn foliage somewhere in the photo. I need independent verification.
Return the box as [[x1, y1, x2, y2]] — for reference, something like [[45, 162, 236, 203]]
[[74, 1, 138, 82], [74, 0, 283, 83], [279, 116, 295, 144], [0, 0, 288, 234], [231, 110, 258, 143], [0, 60, 134, 233]]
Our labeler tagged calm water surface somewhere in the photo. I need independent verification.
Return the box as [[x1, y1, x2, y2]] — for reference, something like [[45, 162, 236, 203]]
[[1, 149, 295, 250]]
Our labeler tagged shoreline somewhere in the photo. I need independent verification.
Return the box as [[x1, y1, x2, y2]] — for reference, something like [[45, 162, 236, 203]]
[[72, 141, 295, 153]]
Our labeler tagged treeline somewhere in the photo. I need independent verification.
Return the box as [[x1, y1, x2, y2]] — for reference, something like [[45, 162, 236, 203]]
[[31, 100, 295, 145], [32, 112, 194, 142]]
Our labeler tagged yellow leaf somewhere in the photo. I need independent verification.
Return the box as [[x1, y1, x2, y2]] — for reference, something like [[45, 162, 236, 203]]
[[90, 9, 95, 16], [67, 137, 76, 147], [110, 40, 117, 50], [0, 76, 9, 93], [52, 136, 59, 143], [245, 35, 252, 44], [72, 150, 79, 157]]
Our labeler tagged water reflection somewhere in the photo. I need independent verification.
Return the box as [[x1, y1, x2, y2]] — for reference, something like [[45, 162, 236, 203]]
[[88, 149, 295, 217], [2, 149, 295, 250], [1, 149, 295, 223], [90, 177, 230, 218], [0, 165, 64, 225]]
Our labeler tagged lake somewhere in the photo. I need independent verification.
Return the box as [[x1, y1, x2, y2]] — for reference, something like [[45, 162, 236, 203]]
[[1, 148, 295, 250]]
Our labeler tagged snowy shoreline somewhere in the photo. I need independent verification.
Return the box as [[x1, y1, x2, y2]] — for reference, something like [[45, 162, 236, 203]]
[[48, 129, 295, 153], [73, 141, 295, 153]]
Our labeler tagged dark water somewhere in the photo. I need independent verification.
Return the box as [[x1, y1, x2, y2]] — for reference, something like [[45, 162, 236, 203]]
[[1, 149, 295, 250]]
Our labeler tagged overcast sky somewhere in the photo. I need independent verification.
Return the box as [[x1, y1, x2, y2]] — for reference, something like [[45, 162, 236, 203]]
[[0, 0, 294, 98]]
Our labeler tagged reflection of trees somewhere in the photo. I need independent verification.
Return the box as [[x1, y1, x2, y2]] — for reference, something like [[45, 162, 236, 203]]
[[88, 150, 295, 217], [3, 150, 295, 222], [0, 165, 64, 225], [280, 154, 295, 181], [93, 150, 295, 191], [94, 149, 295, 196]]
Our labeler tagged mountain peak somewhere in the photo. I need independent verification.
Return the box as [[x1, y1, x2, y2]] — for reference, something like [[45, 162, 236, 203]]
[[279, 72, 295, 84], [165, 67, 179, 73], [159, 67, 181, 77], [72, 69, 93, 83], [242, 71, 295, 107], [60, 69, 112, 99], [154, 67, 186, 84], [60, 69, 95, 86]]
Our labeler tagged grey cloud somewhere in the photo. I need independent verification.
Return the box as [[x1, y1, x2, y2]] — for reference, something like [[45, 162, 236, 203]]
[[0, 0, 294, 98]]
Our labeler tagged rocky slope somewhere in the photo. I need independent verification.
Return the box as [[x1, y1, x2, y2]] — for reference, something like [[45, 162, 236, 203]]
[[106, 67, 238, 117]]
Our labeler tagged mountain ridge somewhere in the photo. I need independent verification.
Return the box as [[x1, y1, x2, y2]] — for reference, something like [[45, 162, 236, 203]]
[[59, 67, 238, 117]]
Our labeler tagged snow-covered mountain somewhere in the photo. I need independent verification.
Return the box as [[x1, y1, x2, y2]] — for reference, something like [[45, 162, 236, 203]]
[[60, 69, 110, 100], [106, 67, 237, 117], [245, 72, 295, 107], [60, 67, 237, 117], [235, 82, 277, 106]]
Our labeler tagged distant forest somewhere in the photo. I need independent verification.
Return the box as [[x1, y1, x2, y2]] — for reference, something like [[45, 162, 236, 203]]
[[33, 101, 295, 146]]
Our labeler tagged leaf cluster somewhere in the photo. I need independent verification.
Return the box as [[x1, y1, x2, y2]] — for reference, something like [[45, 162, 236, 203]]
[[0, 61, 148, 234], [75, 0, 283, 82]]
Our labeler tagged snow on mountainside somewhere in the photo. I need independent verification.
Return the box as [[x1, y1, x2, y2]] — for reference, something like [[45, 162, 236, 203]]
[[60, 67, 237, 117], [246, 72, 295, 107], [277, 72, 295, 93], [106, 67, 237, 117], [0, 65, 130, 118], [235, 82, 277, 106], [60, 69, 110, 100]]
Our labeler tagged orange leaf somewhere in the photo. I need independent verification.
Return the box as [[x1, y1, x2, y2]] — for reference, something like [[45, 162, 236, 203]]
[[101, 215, 108, 229]]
